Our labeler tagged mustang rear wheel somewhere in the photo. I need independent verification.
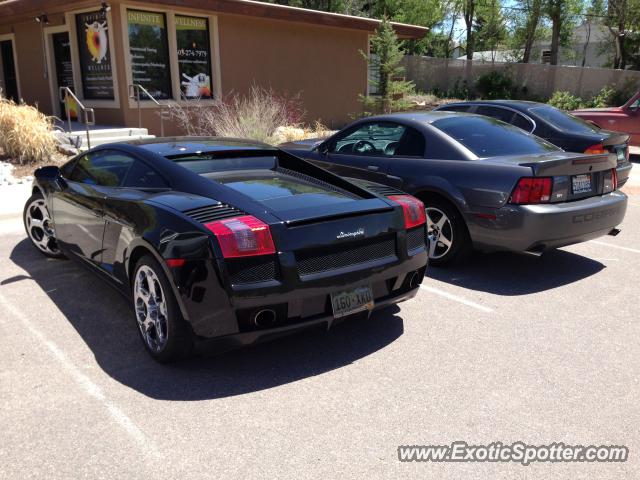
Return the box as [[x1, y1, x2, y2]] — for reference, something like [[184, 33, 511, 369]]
[[23, 192, 65, 258], [424, 199, 471, 267], [132, 256, 193, 362]]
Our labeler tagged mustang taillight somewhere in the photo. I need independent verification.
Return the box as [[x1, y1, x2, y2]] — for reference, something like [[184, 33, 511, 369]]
[[388, 195, 426, 229], [604, 168, 618, 192], [205, 215, 276, 258], [510, 177, 552, 204], [584, 143, 606, 155]]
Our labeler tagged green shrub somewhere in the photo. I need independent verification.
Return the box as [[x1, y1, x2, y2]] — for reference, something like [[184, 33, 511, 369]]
[[610, 78, 639, 106], [548, 91, 584, 110], [475, 71, 514, 99], [586, 86, 616, 108], [450, 79, 471, 100]]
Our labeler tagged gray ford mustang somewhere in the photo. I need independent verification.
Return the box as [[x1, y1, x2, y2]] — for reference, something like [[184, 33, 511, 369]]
[[281, 112, 628, 265]]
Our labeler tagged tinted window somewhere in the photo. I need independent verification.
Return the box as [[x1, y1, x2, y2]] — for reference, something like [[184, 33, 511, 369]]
[[438, 105, 472, 112], [530, 105, 601, 134], [476, 106, 515, 124], [331, 122, 407, 156], [60, 158, 77, 178], [68, 151, 135, 186], [512, 113, 535, 132], [172, 156, 277, 174], [394, 127, 425, 157], [124, 160, 169, 189], [432, 116, 560, 157]]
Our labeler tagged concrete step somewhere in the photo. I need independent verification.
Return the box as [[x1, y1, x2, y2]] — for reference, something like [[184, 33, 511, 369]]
[[82, 134, 156, 148], [68, 127, 150, 139]]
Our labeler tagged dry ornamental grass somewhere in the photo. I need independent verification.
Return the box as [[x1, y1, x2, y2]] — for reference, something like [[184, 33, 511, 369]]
[[0, 94, 57, 165], [170, 85, 333, 145]]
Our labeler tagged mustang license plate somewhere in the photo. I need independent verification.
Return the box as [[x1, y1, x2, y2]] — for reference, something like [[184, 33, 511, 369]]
[[330, 286, 374, 319], [572, 174, 592, 194], [617, 148, 626, 163]]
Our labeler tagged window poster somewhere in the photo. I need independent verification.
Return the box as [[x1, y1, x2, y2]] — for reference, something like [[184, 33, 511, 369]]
[[76, 10, 114, 100], [127, 10, 172, 100], [175, 15, 213, 99]]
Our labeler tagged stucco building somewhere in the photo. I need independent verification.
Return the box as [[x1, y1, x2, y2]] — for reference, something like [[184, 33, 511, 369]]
[[0, 0, 426, 134]]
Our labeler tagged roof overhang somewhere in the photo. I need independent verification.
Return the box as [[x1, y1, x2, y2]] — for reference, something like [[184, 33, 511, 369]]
[[0, 0, 428, 39]]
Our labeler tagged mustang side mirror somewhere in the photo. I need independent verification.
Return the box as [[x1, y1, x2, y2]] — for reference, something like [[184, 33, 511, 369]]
[[316, 142, 329, 155]]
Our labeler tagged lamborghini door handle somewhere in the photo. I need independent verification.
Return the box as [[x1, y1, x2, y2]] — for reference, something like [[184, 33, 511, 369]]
[[367, 165, 380, 172]]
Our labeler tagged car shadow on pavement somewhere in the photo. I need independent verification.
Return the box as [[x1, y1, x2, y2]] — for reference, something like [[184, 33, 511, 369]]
[[6, 239, 404, 401], [427, 249, 605, 296]]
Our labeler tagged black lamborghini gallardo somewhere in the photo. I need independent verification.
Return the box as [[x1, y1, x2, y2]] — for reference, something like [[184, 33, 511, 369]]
[[24, 138, 428, 362]]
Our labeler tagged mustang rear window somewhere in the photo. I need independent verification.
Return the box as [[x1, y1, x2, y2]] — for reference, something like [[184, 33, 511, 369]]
[[432, 116, 559, 158]]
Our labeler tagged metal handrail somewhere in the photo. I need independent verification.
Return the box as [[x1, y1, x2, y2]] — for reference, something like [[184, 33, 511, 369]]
[[128, 84, 169, 137], [59, 87, 95, 149]]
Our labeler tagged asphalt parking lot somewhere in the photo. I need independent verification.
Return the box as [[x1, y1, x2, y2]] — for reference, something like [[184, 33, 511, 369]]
[[1, 167, 639, 479]]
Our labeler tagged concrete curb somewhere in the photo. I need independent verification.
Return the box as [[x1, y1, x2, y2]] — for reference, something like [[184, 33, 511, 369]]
[[0, 183, 31, 221], [0, 212, 23, 221]]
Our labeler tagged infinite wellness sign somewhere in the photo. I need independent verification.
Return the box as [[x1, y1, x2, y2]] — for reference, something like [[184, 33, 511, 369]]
[[76, 10, 114, 100], [127, 9, 172, 99], [175, 15, 213, 98]]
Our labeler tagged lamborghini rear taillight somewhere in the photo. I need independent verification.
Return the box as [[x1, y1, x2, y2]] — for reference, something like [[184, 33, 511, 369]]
[[165, 258, 186, 268], [388, 195, 426, 229], [510, 177, 552, 204], [205, 215, 276, 258], [584, 143, 606, 155]]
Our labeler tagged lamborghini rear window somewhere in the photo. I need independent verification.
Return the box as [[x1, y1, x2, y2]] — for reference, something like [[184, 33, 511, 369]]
[[171, 155, 277, 174], [432, 116, 560, 157]]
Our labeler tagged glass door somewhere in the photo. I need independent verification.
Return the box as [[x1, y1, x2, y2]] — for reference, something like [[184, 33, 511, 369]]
[[51, 31, 76, 119], [0, 40, 19, 102]]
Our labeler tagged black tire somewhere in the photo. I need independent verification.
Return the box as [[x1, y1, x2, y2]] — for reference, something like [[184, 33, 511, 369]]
[[423, 198, 471, 267], [132, 255, 194, 363], [23, 192, 66, 259]]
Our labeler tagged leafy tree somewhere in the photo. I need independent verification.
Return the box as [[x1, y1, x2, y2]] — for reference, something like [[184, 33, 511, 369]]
[[462, 0, 478, 59], [543, 0, 584, 65], [360, 16, 414, 114], [520, 0, 544, 63], [601, 0, 640, 69], [472, 0, 507, 54]]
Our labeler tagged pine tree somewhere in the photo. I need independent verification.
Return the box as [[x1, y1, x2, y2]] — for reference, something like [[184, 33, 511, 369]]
[[360, 16, 415, 114]]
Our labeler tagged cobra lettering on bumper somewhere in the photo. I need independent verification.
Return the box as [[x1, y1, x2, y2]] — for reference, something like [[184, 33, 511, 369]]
[[572, 207, 622, 224]]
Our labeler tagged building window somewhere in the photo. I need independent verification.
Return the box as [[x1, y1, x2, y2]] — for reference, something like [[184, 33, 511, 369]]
[[175, 15, 213, 99], [127, 9, 172, 100], [75, 10, 114, 100], [367, 38, 379, 95], [541, 50, 551, 64]]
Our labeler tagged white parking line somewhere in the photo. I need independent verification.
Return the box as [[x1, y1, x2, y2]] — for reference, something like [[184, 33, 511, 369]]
[[590, 240, 640, 254], [420, 285, 494, 313], [0, 292, 161, 460]]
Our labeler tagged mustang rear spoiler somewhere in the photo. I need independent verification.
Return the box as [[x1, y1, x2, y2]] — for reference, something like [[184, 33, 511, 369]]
[[520, 153, 615, 177]]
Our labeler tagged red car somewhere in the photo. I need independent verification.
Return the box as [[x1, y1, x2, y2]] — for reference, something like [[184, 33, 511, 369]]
[[573, 91, 640, 154]]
